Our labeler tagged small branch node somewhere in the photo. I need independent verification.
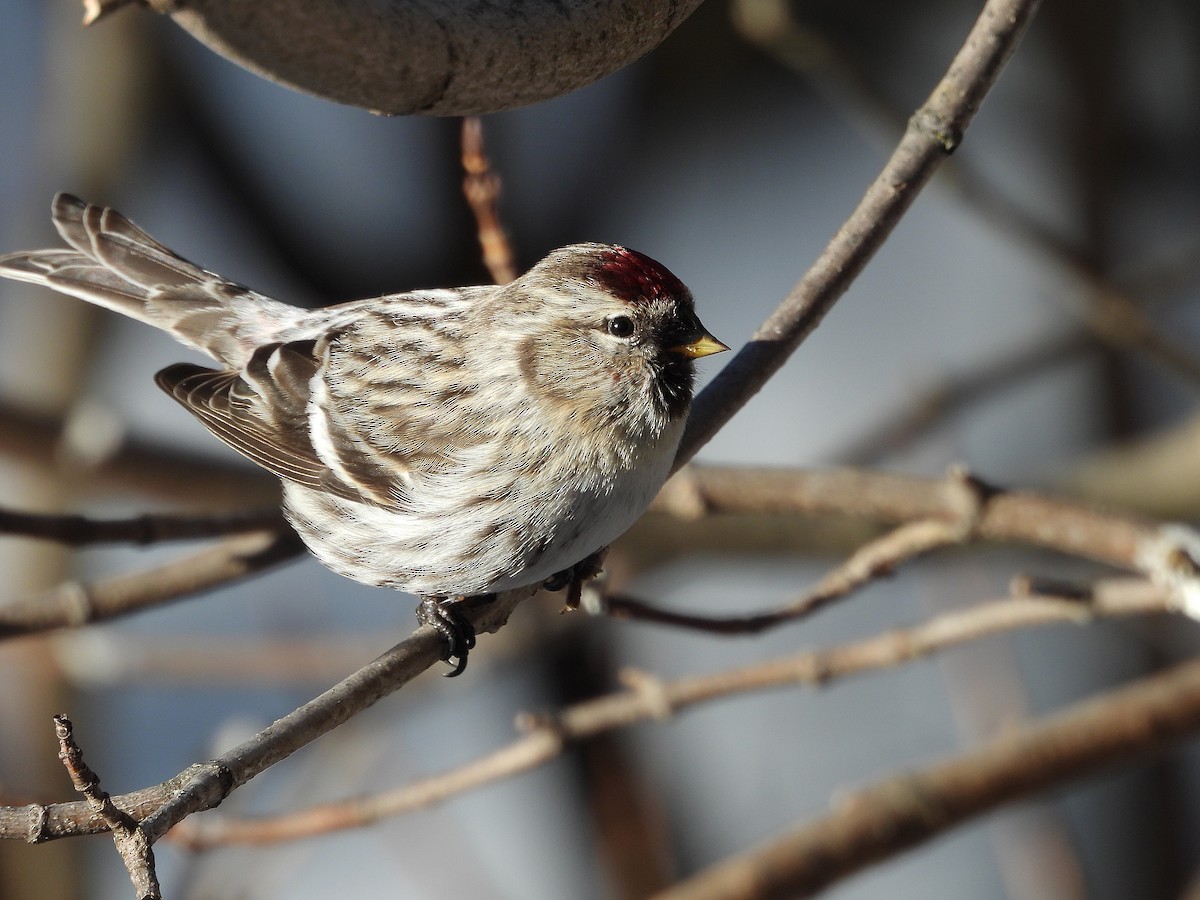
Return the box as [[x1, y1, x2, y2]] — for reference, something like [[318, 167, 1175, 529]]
[[618, 668, 673, 720], [943, 463, 992, 540], [24, 804, 49, 844], [59, 581, 96, 628], [657, 467, 712, 519], [909, 105, 963, 153], [1135, 524, 1200, 618]]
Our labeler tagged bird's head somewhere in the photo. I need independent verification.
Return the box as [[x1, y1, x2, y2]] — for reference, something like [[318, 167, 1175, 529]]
[[505, 244, 727, 435]]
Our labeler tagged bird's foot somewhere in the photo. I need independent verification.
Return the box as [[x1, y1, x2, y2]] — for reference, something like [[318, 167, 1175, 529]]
[[543, 548, 608, 611], [416, 595, 478, 677]]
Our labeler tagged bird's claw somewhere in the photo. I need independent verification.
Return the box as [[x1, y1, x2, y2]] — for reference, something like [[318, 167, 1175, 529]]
[[543, 549, 608, 610], [416, 596, 477, 677]]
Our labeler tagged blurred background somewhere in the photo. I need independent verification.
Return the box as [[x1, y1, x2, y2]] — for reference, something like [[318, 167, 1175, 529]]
[[2, 0, 1200, 897]]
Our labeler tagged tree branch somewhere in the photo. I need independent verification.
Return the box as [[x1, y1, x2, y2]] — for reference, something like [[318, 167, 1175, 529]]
[[164, 577, 1171, 848], [0, 529, 303, 639], [3, 585, 541, 844], [54, 715, 160, 899], [461, 117, 518, 285], [652, 465, 1197, 582], [0, 395, 277, 506], [0, 506, 284, 546], [654, 651, 1200, 900]]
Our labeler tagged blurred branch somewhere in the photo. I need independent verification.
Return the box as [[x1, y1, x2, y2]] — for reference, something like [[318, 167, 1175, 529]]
[[0, 395, 278, 507], [654, 465, 1188, 579], [677, 0, 1043, 465], [166, 576, 1172, 848], [2, 584, 541, 844], [3, 463, 1189, 647], [0, 529, 302, 640], [610, 471, 986, 633], [0, 507, 284, 546], [461, 117, 518, 285], [654, 651, 1200, 900]]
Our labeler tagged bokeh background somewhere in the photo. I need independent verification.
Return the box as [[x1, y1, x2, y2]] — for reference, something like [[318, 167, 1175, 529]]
[[2, 0, 1200, 897]]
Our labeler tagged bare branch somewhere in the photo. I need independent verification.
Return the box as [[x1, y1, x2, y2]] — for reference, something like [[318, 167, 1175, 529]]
[[734, 6, 1200, 392], [0, 529, 303, 640], [676, 0, 1044, 465], [654, 652, 1200, 900], [3, 584, 541, 844], [0, 506, 284, 546], [461, 117, 518, 285], [54, 715, 160, 899], [607, 508, 980, 634], [166, 577, 1171, 848], [652, 465, 1185, 578]]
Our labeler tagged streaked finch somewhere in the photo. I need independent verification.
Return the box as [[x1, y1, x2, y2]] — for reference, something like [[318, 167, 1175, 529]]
[[0, 194, 727, 671]]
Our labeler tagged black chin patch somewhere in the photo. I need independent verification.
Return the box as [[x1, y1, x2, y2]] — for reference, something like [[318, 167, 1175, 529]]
[[657, 357, 695, 420]]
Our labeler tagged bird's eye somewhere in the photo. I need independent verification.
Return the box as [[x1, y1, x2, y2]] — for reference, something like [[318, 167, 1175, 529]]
[[605, 315, 636, 338]]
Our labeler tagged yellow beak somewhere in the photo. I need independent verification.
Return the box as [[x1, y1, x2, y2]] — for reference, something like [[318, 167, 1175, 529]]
[[668, 332, 730, 359]]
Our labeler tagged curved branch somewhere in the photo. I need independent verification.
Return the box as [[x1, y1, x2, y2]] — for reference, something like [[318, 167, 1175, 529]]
[[2, 585, 541, 843], [0, 529, 303, 639], [164, 577, 1171, 848], [652, 465, 1177, 576], [0, 507, 284, 546], [655, 651, 1200, 900]]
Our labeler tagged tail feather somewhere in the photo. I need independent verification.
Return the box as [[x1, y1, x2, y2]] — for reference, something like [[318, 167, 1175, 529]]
[[0, 193, 307, 367], [51, 193, 216, 291]]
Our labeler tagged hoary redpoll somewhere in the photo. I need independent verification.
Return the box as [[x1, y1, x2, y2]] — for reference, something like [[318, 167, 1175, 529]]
[[0, 194, 727, 672]]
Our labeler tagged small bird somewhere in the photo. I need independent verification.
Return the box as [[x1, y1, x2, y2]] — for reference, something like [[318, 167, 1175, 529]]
[[0, 194, 727, 673]]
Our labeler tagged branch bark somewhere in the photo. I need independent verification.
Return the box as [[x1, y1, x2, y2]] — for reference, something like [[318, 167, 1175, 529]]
[[654, 652, 1200, 900], [165, 577, 1172, 848], [4, 585, 540, 843], [0, 529, 303, 639]]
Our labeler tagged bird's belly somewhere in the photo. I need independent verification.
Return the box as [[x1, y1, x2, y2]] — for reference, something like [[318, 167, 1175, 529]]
[[280, 441, 675, 597]]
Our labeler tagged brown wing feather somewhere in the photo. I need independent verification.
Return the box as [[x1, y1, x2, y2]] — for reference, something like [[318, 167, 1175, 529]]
[[155, 341, 362, 501]]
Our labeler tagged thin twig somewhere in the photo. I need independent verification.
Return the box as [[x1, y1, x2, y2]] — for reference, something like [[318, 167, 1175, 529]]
[[165, 577, 1171, 848], [676, 0, 1044, 465], [2, 584, 541, 844], [0, 506, 285, 546], [616, 465, 1181, 635], [607, 509, 980, 634], [653, 464, 1191, 580], [55, 715, 160, 899], [0, 529, 303, 639], [461, 117, 518, 285], [3, 465, 1194, 643], [653, 652, 1200, 900]]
